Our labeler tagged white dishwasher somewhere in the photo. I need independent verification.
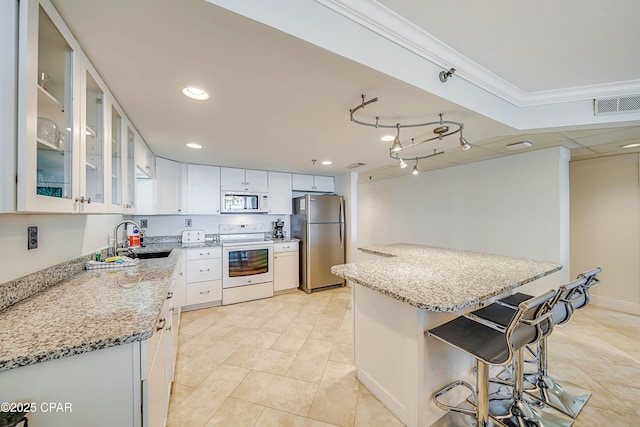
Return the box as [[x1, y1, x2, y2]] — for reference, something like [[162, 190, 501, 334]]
[[273, 241, 299, 294]]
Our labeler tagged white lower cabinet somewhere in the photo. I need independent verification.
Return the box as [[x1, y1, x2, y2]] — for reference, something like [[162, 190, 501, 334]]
[[184, 247, 222, 310], [274, 241, 299, 294]]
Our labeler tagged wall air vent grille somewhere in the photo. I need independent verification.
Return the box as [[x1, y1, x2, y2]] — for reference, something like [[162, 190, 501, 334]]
[[346, 162, 366, 169], [595, 95, 640, 116]]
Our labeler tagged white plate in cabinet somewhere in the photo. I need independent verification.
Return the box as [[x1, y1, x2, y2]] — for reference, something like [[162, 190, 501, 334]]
[[186, 247, 221, 261], [186, 259, 221, 282], [186, 280, 222, 306]]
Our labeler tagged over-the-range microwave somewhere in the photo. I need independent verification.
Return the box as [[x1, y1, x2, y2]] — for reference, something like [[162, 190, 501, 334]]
[[221, 191, 269, 214]]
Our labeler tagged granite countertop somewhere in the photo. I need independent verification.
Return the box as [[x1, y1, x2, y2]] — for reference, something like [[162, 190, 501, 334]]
[[331, 243, 562, 313], [0, 245, 183, 372]]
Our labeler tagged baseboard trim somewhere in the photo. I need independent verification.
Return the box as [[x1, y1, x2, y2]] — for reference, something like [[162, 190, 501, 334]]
[[357, 367, 407, 425], [590, 295, 640, 315]]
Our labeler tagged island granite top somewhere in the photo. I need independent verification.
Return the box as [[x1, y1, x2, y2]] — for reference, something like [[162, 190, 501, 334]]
[[0, 244, 183, 372], [331, 243, 562, 312]]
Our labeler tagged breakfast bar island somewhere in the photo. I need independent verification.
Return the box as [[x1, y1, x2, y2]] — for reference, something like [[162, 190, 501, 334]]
[[331, 244, 562, 427]]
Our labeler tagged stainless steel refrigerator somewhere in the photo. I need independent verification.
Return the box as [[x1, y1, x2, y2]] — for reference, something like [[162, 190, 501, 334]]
[[292, 194, 345, 293]]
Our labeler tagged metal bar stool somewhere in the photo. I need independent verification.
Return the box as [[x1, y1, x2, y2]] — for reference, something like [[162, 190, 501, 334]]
[[523, 268, 601, 418], [472, 268, 601, 419], [427, 289, 559, 427]]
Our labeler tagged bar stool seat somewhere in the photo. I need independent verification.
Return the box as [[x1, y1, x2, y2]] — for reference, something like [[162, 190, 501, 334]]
[[428, 289, 559, 427]]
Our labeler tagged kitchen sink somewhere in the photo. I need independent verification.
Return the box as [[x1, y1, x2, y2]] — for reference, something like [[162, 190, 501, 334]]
[[135, 250, 172, 259]]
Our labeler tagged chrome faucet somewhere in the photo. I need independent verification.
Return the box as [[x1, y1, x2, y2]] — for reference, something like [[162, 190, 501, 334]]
[[112, 220, 142, 255]]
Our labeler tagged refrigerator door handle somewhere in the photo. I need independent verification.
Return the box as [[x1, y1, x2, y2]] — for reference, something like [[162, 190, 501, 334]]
[[339, 198, 345, 249]]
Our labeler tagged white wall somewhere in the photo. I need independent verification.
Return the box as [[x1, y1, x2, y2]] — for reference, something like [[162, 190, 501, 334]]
[[0, 213, 124, 284], [334, 172, 358, 263], [570, 154, 640, 314], [357, 147, 570, 293]]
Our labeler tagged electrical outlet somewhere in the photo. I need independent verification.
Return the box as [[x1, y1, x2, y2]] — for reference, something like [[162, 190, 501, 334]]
[[185, 218, 192, 227], [28, 226, 38, 250], [140, 219, 148, 228]]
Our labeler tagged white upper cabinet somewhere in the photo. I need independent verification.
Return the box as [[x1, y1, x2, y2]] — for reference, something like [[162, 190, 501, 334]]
[[135, 138, 154, 179], [1, 0, 18, 212], [16, 0, 143, 214], [267, 171, 292, 214], [220, 167, 268, 192], [187, 164, 221, 214], [292, 174, 335, 193], [154, 157, 183, 214], [17, 0, 81, 212]]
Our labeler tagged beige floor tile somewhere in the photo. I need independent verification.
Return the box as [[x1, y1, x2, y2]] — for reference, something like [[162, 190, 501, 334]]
[[255, 407, 338, 427], [167, 364, 250, 427], [308, 361, 360, 427], [217, 313, 267, 329], [174, 340, 240, 388], [270, 333, 307, 354], [329, 341, 353, 364], [231, 371, 318, 417], [354, 386, 405, 427], [573, 404, 637, 427], [238, 330, 282, 349], [222, 326, 264, 343], [168, 382, 194, 412], [286, 339, 334, 383], [178, 323, 235, 357], [204, 397, 265, 427], [225, 345, 296, 375]]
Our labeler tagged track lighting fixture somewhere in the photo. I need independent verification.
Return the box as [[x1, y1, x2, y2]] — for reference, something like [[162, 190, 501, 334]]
[[412, 161, 419, 175], [439, 68, 456, 83], [390, 124, 402, 152], [349, 95, 472, 175]]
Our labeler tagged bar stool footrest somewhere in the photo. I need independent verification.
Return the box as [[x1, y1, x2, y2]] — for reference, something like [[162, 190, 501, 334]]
[[433, 380, 477, 417]]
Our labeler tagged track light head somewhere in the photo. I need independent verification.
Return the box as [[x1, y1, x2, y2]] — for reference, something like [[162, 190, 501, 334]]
[[439, 68, 456, 83]]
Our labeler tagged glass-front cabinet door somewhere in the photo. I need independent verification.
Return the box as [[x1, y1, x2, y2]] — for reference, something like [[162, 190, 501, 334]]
[[78, 68, 106, 212], [125, 126, 137, 212], [111, 105, 124, 209], [18, 0, 80, 212]]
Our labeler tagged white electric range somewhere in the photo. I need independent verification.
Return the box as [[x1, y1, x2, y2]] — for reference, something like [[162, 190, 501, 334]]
[[219, 224, 274, 305]]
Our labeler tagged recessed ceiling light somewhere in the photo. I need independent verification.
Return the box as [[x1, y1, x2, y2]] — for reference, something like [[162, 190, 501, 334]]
[[621, 142, 640, 148], [506, 141, 533, 151], [380, 135, 395, 142], [186, 143, 202, 149], [182, 87, 209, 100], [321, 160, 332, 165]]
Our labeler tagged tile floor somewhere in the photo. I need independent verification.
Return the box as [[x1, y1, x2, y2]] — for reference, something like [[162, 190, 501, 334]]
[[167, 287, 639, 426]]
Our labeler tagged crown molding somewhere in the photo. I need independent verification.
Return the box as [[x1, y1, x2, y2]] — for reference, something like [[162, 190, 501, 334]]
[[314, 0, 640, 107]]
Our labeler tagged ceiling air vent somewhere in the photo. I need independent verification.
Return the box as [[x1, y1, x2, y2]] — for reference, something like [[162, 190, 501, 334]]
[[594, 95, 640, 116], [346, 162, 366, 169]]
